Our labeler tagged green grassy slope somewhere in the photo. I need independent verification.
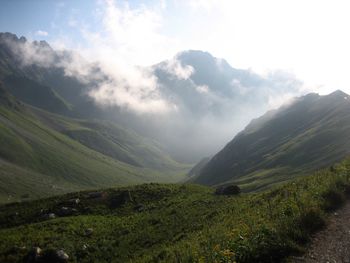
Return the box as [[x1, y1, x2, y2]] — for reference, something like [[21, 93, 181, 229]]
[[31, 107, 183, 171], [3, 75, 73, 115], [0, 88, 187, 203], [0, 159, 349, 262], [193, 91, 350, 190]]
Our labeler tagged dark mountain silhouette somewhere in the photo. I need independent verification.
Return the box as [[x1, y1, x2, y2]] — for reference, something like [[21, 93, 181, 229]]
[[193, 90, 350, 190]]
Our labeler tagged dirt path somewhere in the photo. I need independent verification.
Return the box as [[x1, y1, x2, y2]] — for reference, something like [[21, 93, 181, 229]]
[[291, 202, 350, 263]]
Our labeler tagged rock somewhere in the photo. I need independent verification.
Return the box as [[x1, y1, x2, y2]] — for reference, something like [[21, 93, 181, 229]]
[[84, 228, 94, 237], [56, 250, 69, 262], [48, 213, 56, 219], [109, 190, 133, 208], [23, 247, 42, 263], [87, 191, 103, 199], [8, 245, 27, 254], [39, 249, 69, 263], [43, 213, 56, 220], [215, 184, 241, 195], [134, 203, 145, 212], [57, 207, 77, 216], [63, 198, 80, 206]]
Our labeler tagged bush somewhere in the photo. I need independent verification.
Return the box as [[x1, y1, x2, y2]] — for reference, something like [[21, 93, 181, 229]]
[[322, 189, 345, 211]]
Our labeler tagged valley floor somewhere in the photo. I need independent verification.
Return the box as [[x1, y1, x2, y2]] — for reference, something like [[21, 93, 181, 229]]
[[1, 159, 350, 262], [291, 201, 350, 263]]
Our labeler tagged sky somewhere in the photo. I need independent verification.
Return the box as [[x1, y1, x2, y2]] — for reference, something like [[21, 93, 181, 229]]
[[1, 0, 350, 95]]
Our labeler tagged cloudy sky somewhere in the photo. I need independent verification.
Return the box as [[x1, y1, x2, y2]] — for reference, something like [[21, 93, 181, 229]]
[[1, 0, 350, 95]]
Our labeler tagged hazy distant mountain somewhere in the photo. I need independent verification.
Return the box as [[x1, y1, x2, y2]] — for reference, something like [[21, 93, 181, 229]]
[[0, 32, 103, 119], [0, 32, 303, 163], [148, 50, 303, 162], [193, 90, 350, 190]]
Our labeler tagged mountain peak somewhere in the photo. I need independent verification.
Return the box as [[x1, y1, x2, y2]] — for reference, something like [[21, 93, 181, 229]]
[[0, 32, 50, 50], [177, 50, 230, 67], [327, 89, 349, 98], [0, 32, 19, 42]]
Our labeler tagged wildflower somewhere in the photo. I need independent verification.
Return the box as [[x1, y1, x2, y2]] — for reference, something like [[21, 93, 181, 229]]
[[222, 249, 235, 257], [213, 244, 220, 251]]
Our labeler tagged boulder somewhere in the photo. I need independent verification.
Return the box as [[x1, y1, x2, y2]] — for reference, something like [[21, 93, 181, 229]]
[[84, 228, 94, 237], [56, 250, 69, 262], [109, 190, 133, 208], [48, 213, 56, 219], [23, 247, 42, 263], [63, 198, 80, 206], [57, 207, 77, 217], [39, 249, 69, 263], [215, 185, 241, 195], [43, 213, 56, 220], [134, 204, 145, 212]]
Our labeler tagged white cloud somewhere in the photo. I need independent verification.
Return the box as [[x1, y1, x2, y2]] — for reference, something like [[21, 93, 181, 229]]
[[231, 79, 250, 95], [52, 0, 181, 114], [159, 57, 194, 80], [186, 0, 216, 10], [35, 30, 48, 36], [172, 0, 350, 95], [196, 85, 209, 94]]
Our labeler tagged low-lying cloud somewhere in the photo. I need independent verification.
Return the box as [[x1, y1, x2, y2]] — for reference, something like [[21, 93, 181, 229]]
[[0, 0, 309, 162]]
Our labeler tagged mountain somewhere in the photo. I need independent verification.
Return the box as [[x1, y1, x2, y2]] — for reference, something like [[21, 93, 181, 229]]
[[140, 50, 303, 162], [0, 82, 187, 203], [187, 156, 211, 177], [0, 32, 303, 163], [3, 75, 72, 114], [193, 90, 350, 190]]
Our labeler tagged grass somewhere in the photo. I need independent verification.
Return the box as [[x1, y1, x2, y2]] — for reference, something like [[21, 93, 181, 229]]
[[1, 158, 350, 262], [0, 101, 188, 204], [194, 92, 350, 188]]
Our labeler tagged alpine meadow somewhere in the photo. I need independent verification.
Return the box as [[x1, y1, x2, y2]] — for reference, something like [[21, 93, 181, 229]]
[[1, 1, 350, 262]]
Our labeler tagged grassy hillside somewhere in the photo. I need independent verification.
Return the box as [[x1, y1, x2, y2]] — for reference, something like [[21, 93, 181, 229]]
[[194, 91, 350, 190], [0, 87, 188, 203], [0, 159, 349, 262], [31, 107, 184, 172], [3, 75, 73, 115]]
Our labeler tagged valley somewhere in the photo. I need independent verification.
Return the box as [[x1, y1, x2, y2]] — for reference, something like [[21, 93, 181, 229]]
[[0, 28, 349, 263]]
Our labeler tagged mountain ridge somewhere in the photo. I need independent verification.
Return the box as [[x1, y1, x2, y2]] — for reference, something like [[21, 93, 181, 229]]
[[192, 90, 350, 190]]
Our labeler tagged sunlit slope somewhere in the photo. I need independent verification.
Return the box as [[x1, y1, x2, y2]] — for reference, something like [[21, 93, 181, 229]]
[[0, 87, 187, 203]]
